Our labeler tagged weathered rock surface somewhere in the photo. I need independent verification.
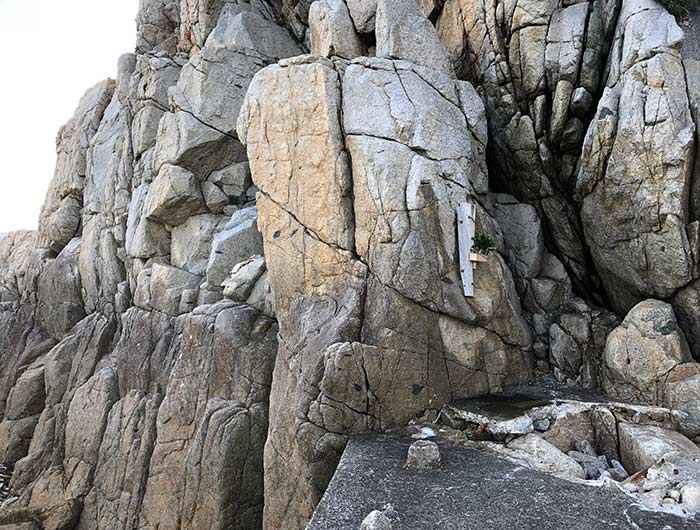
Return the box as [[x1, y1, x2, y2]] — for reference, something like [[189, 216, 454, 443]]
[[600, 300, 700, 437], [0, 3, 288, 529], [507, 433, 586, 480], [309, 0, 364, 58], [3, 1, 700, 529], [238, 48, 536, 529], [618, 423, 700, 474], [603, 300, 692, 403]]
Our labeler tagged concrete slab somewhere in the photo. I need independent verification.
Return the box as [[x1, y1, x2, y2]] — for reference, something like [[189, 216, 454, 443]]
[[307, 435, 699, 530]]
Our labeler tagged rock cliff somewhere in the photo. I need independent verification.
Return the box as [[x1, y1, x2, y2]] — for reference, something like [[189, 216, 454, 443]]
[[1, 1, 700, 529]]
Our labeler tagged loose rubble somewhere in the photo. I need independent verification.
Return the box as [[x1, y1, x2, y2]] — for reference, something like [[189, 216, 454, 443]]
[[405, 441, 441, 470], [408, 383, 700, 517], [359, 504, 398, 530]]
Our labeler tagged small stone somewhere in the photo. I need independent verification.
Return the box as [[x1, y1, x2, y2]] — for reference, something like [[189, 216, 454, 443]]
[[570, 87, 593, 116], [418, 427, 437, 439], [405, 440, 441, 469], [489, 415, 534, 437], [359, 504, 397, 530], [609, 460, 629, 481], [667, 489, 682, 503], [221, 255, 266, 301], [533, 418, 551, 431], [681, 483, 700, 511], [582, 460, 608, 480], [575, 439, 596, 456]]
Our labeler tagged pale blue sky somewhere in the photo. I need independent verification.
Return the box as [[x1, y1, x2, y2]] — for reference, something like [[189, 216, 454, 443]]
[[0, 0, 139, 231]]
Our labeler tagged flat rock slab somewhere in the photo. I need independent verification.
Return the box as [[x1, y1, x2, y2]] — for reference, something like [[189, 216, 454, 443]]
[[307, 435, 698, 530]]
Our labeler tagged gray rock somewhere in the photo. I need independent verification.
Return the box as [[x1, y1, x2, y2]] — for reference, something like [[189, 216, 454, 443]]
[[155, 4, 303, 181], [221, 255, 266, 301], [136, 0, 180, 54], [125, 183, 171, 259], [246, 270, 276, 318], [618, 423, 700, 474], [205, 206, 264, 289], [149, 263, 202, 316], [610, 460, 629, 482], [405, 440, 441, 469], [375, 0, 454, 76], [491, 194, 544, 280], [145, 164, 206, 226], [577, 3, 694, 311], [201, 181, 230, 214], [663, 364, 700, 439], [36, 238, 86, 340], [171, 214, 227, 275], [0, 231, 35, 302], [239, 55, 532, 530], [507, 434, 586, 480], [359, 505, 396, 530], [346, 0, 377, 32], [208, 161, 251, 202], [603, 300, 692, 403], [37, 80, 115, 253], [310, 0, 365, 58], [575, 439, 596, 457]]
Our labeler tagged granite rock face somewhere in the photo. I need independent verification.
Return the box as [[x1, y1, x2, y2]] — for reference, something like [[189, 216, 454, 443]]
[[238, 50, 532, 529], [1, 1, 700, 529]]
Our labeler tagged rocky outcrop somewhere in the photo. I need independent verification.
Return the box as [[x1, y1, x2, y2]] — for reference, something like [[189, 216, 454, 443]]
[[237, 17, 533, 522], [435, 0, 700, 359], [2, 0, 700, 529], [577, 1, 695, 313], [602, 300, 700, 440], [0, 1, 289, 528]]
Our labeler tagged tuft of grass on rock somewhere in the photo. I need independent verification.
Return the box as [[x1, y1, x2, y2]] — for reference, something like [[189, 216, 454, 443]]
[[472, 234, 497, 256]]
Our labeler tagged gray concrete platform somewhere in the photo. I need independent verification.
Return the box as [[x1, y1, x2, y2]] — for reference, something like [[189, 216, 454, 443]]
[[306, 435, 699, 530]]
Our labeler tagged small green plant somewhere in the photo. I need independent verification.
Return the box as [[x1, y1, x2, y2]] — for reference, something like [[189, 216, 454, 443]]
[[659, 0, 695, 20], [472, 234, 497, 256]]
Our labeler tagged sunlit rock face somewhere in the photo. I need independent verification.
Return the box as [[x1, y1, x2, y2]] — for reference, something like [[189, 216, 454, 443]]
[[1, 1, 700, 529]]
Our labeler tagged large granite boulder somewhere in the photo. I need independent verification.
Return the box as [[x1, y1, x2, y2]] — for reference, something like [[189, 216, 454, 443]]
[[618, 423, 700, 474], [603, 300, 692, 403], [37, 80, 115, 254], [155, 2, 303, 181], [239, 53, 531, 530], [577, 1, 694, 313]]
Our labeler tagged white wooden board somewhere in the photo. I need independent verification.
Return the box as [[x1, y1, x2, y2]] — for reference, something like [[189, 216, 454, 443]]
[[457, 202, 475, 297]]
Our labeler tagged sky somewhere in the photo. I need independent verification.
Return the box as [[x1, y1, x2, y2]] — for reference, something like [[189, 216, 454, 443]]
[[0, 0, 140, 232]]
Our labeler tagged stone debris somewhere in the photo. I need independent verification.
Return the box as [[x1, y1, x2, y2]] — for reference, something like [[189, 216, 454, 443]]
[[405, 440, 441, 470], [507, 434, 586, 480], [621, 452, 700, 516], [417, 386, 700, 515], [359, 504, 398, 530]]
